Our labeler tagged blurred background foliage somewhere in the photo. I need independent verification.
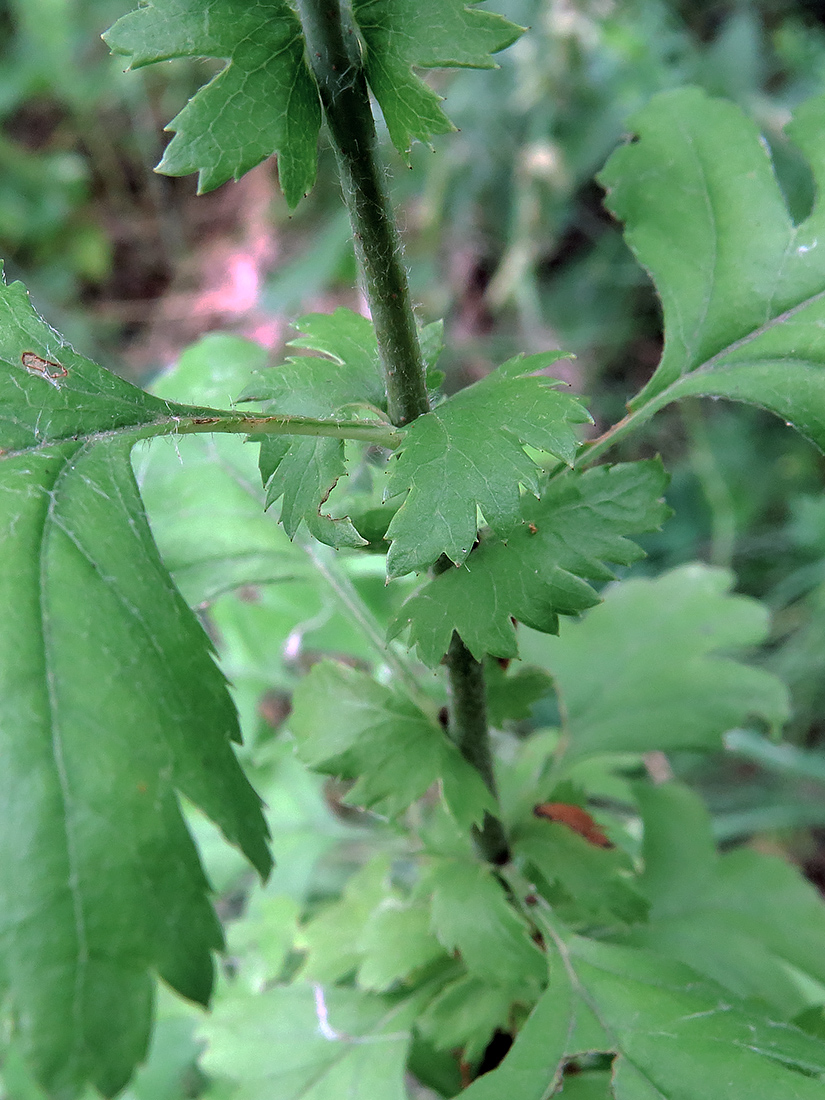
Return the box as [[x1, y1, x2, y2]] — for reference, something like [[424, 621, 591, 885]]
[[8, 0, 825, 1095]]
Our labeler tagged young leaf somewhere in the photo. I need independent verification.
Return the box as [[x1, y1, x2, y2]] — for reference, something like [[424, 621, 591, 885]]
[[103, 0, 320, 206], [616, 783, 825, 1017], [357, 901, 446, 992], [385, 353, 590, 577], [485, 660, 553, 728], [200, 984, 418, 1100], [0, 435, 271, 1097], [527, 564, 790, 763], [599, 89, 825, 448], [516, 820, 649, 929], [458, 965, 573, 1100], [391, 460, 669, 663], [428, 858, 546, 988], [288, 661, 495, 827], [352, 0, 524, 155], [301, 857, 393, 985], [244, 310, 387, 549], [550, 935, 825, 1099], [415, 975, 515, 1064]]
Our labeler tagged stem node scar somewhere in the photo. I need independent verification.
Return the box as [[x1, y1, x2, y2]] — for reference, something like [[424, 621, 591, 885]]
[[21, 351, 68, 386]]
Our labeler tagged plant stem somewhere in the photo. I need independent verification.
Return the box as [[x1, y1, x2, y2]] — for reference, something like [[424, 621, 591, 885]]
[[296, 0, 429, 426], [446, 633, 511, 864], [175, 412, 403, 447], [297, 0, 509, 863]]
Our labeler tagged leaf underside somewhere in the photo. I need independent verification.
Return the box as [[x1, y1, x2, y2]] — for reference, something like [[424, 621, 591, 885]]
[[534, 564, 790, 763], [601, 88, 825, 449]]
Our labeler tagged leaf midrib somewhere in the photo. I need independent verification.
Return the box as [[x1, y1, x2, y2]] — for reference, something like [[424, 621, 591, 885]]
[[38, 441, 90, 1073]]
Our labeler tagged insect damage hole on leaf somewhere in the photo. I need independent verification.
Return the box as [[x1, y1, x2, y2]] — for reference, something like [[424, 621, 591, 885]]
[[21, 351, 68, 385]]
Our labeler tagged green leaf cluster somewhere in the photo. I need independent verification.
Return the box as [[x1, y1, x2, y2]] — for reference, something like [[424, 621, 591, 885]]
[[7, 2, 825, 1098], [104, 0, 524, 206]]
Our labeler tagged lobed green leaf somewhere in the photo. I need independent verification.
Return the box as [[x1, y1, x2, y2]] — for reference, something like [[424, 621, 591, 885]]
[[391, 459, 669, 663], [551, 934, 825, 1098], [0, 436, 270, 1096], [246, 309, 387, 549], [525, 564, 790, 763], [357, 902, 445, 992], [105, 0, 522, 202], [0, 279, 272, 1095], [385, 352, 590, 577], [599, 89, 825, 451], [516, 821, 649, 930], [428, 858, 546, 988], [415, 975, 515, 1064], [353, 0, 524, 156], [616, 783, 825, 1017], [104, 0, 320, 205], [200, 983, 417, 1100], [457, 967, 572, 1099], [289, 661, 495, 827]]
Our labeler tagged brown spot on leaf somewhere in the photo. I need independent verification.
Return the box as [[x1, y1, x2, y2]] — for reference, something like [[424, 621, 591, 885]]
[[21, 351, 67, 383], [533, 802, 613, 848]]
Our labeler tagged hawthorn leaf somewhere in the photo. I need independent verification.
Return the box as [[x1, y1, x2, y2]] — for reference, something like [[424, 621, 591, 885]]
[[458, 967, 573, 1100], [428, 858, 546, 988], [485, 660, 553, 728], [288, 661, 495, 827], [0, 436, 271, 1096], [415, 975, 515, 1063], [385, 353, 590, 577], [244, 310, 387, 549], [225, 894, 300, 993], [599, 88, 825, 447], [516, 820, 649, 929], [136, 333, 310, 606], [391, 460, 669, 663], [301, 857, 393, 985], [525, 564, 790, 763], [0, 271, 224, 455], [550, 936, 825, 1099], [0, 281, 271, 1095], [200, 984, 419, 1100], [352, 0, 524, 155], [556, 1074, 613, 1099], [103, 0, 320, 205], [357, 901, 445, 992], [615, 783, 825, 1017]]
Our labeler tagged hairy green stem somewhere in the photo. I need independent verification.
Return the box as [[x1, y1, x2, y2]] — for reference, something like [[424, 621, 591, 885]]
[[1, 413, 405, 464], [445, 633, 510, 864], [297, 0, 429, 426], [174, 412, 403, 446], [297, 0, 508, 862]]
